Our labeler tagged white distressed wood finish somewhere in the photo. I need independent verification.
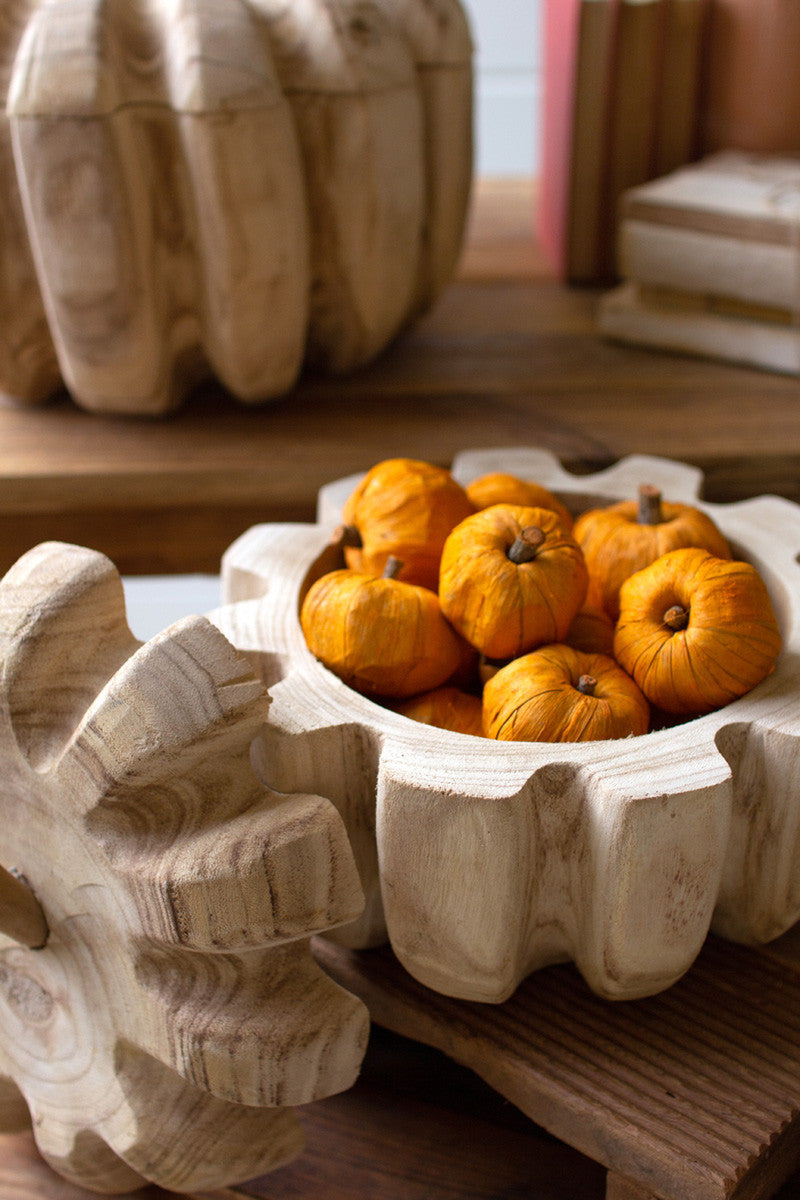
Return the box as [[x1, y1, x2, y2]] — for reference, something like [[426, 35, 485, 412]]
[[0, 0, 472, 414], [219, 449, 800, 1003], [0, 542, 369, 1193]]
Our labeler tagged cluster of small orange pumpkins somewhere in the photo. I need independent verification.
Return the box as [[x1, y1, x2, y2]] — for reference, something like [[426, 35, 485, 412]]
[[300, 457, 782, 742]]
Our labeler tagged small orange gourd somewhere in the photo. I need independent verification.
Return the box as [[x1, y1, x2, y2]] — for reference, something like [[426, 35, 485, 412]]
[[301, 557, 465, 698], [478, 654, 510, 686], [614, 547, 782, 715], [465, 472, 573, 530], [439, 504, 589, 659], [444, 636, 481, 691], [340, 457, 474, 591], [395, 687, 484, 736], [483, 644, 650, 742], [563, 603, 615, 656], [573, 484, 732, 620]]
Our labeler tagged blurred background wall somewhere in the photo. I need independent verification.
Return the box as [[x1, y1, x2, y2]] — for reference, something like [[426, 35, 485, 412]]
[[465, 0, 540, 176]]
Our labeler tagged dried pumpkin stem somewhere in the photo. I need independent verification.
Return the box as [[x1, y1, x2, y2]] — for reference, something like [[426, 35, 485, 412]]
[[576, 674, 597, 696], [637, 484, 664, 525], [336, 524, 363, 549], [508, 525, 546, 564], [382, 556, 404, 580], [663, 604, 689, 631]]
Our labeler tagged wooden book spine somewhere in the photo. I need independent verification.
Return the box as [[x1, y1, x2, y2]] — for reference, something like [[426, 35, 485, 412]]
[[602, 0, 667, 276], [699, 0, 800, 155], [565, 0, 619, 281], [539, 0, 619, 283], [652, 0, 707, 176]]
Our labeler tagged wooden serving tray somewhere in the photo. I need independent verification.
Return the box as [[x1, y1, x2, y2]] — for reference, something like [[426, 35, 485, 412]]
[[315, 932, 800, 1200]]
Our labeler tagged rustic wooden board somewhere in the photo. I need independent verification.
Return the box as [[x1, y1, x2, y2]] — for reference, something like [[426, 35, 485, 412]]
[[315, 936, 800, 1200], [5, 936, 800, 1198], [0, 1020, 611, 1200]]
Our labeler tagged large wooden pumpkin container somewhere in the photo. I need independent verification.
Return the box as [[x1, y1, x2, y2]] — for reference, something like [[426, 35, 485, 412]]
[[216, 448, 800, 1005], [0, 0, 472, 414]]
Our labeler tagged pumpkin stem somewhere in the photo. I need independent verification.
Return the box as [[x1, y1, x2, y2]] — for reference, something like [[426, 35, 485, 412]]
[[637, 484, 664, 525], [382, 556, 404, 580], [508, 525, 546, 564], [663, 604, 689, 631], [576, 674, 597, 696], [336, 524, 363, 549]]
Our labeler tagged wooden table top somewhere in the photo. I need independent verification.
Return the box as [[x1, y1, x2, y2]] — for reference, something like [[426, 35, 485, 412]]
[[1, 178, 799, 576], [3, 179, 800, 1200]]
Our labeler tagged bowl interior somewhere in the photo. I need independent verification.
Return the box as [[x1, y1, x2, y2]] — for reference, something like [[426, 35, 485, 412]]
[[296, 487, 789, 742]]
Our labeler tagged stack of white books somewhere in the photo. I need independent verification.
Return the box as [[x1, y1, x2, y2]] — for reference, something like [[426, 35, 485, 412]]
[[599, 151, 800, 375]]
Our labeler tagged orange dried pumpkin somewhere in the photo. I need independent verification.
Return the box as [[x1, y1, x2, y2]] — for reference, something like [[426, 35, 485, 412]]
[[301, 558, 464, 698], [444, 636, 481, 691], [614, 547, 782, 715], [573, 484, 732, 620], [395, 687, 484, 736], [341, 457, 474, 591], [563, 603, 615, 656], [478, 654, 510, 686], [439, 504, 589, 659], [465, 471, 573, 529], [483, 644, 650, 742]]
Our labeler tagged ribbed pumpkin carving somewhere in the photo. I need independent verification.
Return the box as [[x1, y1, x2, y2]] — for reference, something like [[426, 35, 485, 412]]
[[0, 0, 472, 414]]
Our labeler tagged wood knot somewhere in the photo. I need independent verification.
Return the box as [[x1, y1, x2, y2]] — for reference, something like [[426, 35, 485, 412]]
[[0, 964, 54, 1024]]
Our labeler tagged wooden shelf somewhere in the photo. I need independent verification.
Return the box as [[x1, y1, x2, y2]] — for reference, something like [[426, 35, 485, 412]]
[[2, 178, 800, 575]]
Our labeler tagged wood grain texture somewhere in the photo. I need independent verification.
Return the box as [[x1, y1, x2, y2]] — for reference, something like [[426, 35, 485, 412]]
[[218, 449, 800, 1003], [248, 0, 425, 375], [0, 1018, 611, 1200], [0, 0, 472, 413], [0, 0, 59, 405], [316, 936, 800, 1200], [0, 542, 369, 1192], [372, 0, 473, 313], [605, 1177, 662, 1200], [5, 1007, 800, 1200], [8, 0, 310, 414]]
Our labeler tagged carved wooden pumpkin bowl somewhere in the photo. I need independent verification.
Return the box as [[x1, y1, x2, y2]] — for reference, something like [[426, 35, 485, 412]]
[[0, 0, 471, 415], [215, 448, 800, 1005]]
